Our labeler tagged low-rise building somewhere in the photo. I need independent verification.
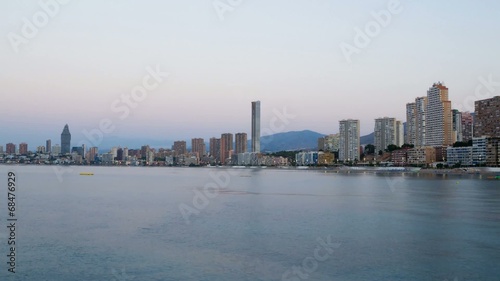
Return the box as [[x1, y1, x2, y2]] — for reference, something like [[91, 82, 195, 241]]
[[407, 147, 436, 166], [447, 146, 473, 166], [391, 149, 409, 166], [318, 152, 335, 165], [296, 151, 319, 166], [434, 146, 448, 162], [472, 137, 487, 166], [236, 152, 260, 166]]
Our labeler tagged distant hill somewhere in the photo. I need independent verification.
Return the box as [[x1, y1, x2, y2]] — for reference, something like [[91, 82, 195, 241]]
[[360, 132, 374, 145], [254, 130, 375, 152], [97, 130, 376, 153], [251, 130, 325, 152]]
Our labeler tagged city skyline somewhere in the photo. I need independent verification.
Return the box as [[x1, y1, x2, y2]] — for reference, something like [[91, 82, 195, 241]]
[[2, 92, 499, 167], [0, 87, 496, 152], [2, 1, 500, 147]]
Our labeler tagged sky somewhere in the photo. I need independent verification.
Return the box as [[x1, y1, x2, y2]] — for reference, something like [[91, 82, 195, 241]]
[[1, 0, 500, 149]]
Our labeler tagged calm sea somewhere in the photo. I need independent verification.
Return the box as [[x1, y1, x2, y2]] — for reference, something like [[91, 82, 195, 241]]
[[0, 166, 499, 281]]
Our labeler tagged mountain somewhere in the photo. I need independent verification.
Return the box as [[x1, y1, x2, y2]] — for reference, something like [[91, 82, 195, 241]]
[[96, 130, 375, 153], [255, 130, 325, 152], [254, 130, 375, 152], [360, 132, 374, 145]]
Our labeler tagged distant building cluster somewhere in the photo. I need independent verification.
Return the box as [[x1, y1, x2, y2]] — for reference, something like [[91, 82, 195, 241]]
[[309, 82, 500, 167], [388, 84, 500, 167], [0, 101, 285, 167], [2, 88, 500, 168]]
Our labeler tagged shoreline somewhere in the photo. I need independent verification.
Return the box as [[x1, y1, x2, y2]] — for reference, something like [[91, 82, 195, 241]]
[[1, 163, 499, 177]]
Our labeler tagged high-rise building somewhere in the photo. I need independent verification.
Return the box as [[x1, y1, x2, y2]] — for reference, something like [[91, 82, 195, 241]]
[[474, 96, 500, 138], [251, 101, 261, 153], [87, 147, 99, 162], [452, 109, 463, 142], [52, 144, 61, 155], [406, 97, 428, 147], [461, 112, 474, 142], [6, 143, 16, 155], [19, 143, 28, 155], [141, 145, 150, 158], [191, 138, 206, 158], [405, 103, 416, 145], [46, 139, 51, 153], [374, 117, 398, 153], [425, 82, 453, 146], [110, 147, 118, 159], [339, 119, 360, 161], [235, 133, 247, 154], [396, 120, 404, 147], [220, 133, 233, 164], [117, 148, 124, 161], [61, 124, 71, 154], [81, 144, 87, 159], [415, 96, 427, 146], [209, 137, 221, 163], [173, 141, 187, 156], [0, 145, 4, 154], [146, 150, 155, 164]]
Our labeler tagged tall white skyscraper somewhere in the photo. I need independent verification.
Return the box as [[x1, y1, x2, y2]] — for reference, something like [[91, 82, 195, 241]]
[[251, 101, 261, 153], [396, 120, 404, 147], [339, 119, 360, 161]]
